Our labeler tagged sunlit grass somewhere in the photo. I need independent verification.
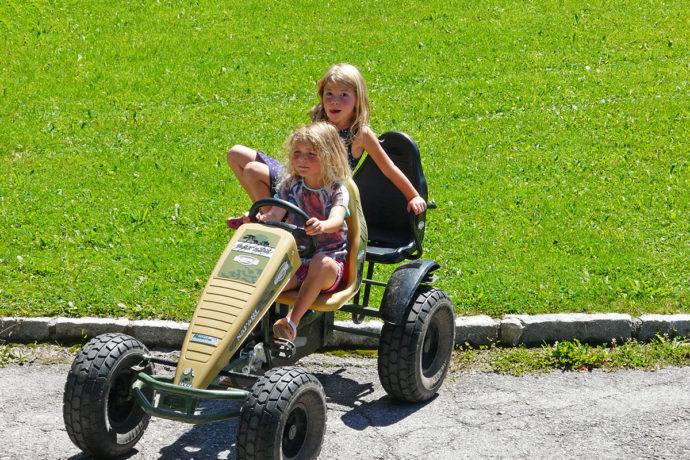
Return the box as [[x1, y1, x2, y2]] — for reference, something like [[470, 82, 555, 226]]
[[1, 0, 688, 320], [452, 335, 690, 376]]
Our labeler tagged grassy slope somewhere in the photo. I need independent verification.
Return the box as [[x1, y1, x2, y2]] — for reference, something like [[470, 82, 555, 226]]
[[0, 0, 687, 320]]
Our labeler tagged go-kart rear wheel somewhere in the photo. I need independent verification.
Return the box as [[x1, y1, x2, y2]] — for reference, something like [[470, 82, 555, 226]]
[[63, 332, 154, 458], [237, 367, 326, 460], [378, 285, 455, 402]]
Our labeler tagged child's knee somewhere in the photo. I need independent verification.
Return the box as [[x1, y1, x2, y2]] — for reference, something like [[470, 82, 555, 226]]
[[309, 254, 336, 272], [227, 145, 238, 161], [227, 144, 251, 167]]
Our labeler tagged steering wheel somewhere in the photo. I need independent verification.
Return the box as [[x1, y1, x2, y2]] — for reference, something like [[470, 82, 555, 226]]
[[248, 198, 317, 258]]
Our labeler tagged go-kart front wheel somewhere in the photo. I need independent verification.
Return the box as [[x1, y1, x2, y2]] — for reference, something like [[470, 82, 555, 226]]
[[378, 285, 455, 402], [63, 332, 154, 458], [237, 367, 326, 460]]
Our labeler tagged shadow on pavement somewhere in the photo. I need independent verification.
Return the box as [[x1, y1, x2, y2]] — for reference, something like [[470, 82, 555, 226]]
[[65, 367, 432, 459], [66, 400, 241, 460], [315, 368, 435, 430], [156, 400, 240, 460]]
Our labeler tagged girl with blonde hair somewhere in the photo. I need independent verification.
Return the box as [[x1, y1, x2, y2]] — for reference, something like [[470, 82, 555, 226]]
[[226, 63, 426, 228], [258, 122, 351, 341]]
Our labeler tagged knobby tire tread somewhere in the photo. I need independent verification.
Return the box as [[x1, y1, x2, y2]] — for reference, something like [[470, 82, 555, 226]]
[[63, 332, 151, 458], [237, 367, 325, 460], [378, 286, 454, 402]]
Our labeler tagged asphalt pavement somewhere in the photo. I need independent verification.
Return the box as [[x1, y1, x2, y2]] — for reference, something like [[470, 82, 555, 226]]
[[1, 352, 689, 459], [2, 313, 689, 459]]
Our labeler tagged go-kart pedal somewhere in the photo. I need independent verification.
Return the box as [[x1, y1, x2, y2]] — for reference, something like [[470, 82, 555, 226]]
[[270, 337, 296, 359]]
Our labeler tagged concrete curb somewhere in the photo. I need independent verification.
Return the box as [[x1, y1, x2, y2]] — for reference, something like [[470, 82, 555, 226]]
[[2, 314, 690, 349], [500, 313, 634, 347]]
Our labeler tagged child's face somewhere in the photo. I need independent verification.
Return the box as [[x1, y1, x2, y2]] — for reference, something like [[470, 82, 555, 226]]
[[292, 140, 322, 185], [322, 81, 357, 130]]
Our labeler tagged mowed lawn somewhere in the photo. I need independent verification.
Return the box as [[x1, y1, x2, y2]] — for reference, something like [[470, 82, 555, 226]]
[[1, 0, 687, 320]]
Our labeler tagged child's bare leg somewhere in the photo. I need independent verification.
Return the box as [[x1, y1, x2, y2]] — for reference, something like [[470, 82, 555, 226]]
[[271, 274, 302, 340], [282, 274, 301, 292], [227, 144, 272, 213], [286, 254, 339, 327]]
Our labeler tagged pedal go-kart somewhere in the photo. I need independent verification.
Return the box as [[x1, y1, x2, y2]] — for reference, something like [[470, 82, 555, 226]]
[[63, 132, 456, 459]]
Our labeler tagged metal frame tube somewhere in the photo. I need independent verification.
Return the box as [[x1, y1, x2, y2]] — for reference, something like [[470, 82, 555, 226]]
[[131, 373, 248, 424]]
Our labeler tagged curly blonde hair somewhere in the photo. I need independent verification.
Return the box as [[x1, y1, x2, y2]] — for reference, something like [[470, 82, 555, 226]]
[[313, 63, 370, 142], [282, 122, 351, 187]]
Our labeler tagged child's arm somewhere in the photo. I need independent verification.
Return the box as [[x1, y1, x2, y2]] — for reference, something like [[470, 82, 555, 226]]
[[359, 127, 427, 215], [305, 206, 346, 235]]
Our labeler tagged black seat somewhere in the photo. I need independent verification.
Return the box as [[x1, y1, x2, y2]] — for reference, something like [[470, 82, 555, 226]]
[[353, 131, 429, 264]]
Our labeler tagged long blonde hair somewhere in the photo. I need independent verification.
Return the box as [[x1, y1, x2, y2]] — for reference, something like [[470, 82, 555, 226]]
[[282, 122, 351, 187], [313, 63, 370, 141]]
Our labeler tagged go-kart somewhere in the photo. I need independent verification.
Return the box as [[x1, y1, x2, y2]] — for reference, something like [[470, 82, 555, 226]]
[[62, 132, 456, 459]]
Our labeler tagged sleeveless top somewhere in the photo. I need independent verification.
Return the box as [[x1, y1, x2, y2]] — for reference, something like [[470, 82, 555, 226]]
[[338, 127, 361, 171]]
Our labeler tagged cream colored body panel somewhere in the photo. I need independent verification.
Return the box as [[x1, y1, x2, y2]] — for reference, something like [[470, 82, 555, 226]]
[[174, 223, 300, 389]]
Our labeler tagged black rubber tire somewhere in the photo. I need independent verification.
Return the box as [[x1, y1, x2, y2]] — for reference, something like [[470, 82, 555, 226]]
[[237, 367, 326, 460], [63, 332, 154, 458], [378, 285, 455, 403]]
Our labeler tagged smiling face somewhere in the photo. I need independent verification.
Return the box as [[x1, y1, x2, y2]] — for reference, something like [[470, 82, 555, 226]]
[[291, 140, 322, 188], [322, 81, 357, 130]]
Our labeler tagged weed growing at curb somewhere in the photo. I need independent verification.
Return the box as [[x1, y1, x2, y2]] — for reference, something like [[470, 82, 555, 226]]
[[0, 342, 78, 367], [0, 344, 31, 367], [3, 337, 688, 374], [452, 335, 690, 376], [326, 349, 379, 359]]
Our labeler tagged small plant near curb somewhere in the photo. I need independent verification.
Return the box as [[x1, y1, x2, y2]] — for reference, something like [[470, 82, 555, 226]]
[[0, 343, 32, 367], [550, 339, 609, 370], [0, 342, 79, 366], [452, 335, 690, 376]]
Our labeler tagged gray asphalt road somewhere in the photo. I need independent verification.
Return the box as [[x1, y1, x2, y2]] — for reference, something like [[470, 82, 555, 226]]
[[1, 353, 689, 459]]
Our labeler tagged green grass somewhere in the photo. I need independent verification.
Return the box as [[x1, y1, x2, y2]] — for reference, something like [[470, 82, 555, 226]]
[[0, 344, 28, 367], [325, 335, 690, 375], [453, 335, 690, 376], [1, 1, 688, 321]]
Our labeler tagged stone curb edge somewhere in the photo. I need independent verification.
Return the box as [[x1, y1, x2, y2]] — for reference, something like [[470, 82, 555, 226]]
[[2, 314, 690, 350]]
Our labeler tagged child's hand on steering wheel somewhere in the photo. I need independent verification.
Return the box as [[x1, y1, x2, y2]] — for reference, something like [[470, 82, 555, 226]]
[[305, 217, 324, 235]]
